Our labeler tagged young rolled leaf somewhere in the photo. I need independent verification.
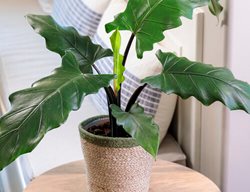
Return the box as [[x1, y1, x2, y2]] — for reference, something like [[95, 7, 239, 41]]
[[111, 103, 160, 158], [27, 15, 113, 73], [209, 0, 223, 19], [0, 51, 115, 170], [106, 0, 221, 59], [110, 29, 125, 93], [142, 51, 250, 113]]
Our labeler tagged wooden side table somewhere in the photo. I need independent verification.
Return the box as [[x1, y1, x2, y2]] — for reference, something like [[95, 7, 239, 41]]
[[24, 160, 220, 192]]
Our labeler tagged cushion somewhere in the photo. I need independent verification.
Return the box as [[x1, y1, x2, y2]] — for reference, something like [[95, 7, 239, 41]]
[[91, 0, 177, 143], [157, 134, 186, 166], [51, 0, 110, 36], [81, 0, 111, 14], [0, 57, 9, 113], [38, 0, 53, 13]]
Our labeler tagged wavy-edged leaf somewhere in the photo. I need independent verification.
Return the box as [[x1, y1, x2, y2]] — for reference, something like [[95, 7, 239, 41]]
[[110, 29, 125, 93], [27, 15, 113, 73], [0, 51, 115, 170], [142, 50, 250, 113], [111, 103, 160, 158], [106, 0, 219, 58]]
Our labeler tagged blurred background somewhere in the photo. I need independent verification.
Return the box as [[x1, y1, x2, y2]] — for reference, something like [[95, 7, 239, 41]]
[[0, 0, 249, 191]]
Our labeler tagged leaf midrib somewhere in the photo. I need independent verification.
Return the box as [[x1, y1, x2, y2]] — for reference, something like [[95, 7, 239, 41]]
[[0, 74, 84, 140], [134, 0, 164, 33], [164, 71, 249, 97], [59, 29, 92, 67], [130, 113, 155, 138], [133, 0, 183, 33]]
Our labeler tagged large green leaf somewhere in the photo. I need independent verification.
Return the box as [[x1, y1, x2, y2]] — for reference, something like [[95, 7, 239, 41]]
[[111, 103, 160, 158], [106, 0, 221, 59], [110, 29, 125, 93], [0, 51, 115, 170], [142, 51, 250, 113], [27, 15, 113, 73]]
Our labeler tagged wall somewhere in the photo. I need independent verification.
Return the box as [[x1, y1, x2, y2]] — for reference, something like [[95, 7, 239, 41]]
[[172, 2, 227, 187], [223, 1, 250, 191], [199, 1, 227, 187]]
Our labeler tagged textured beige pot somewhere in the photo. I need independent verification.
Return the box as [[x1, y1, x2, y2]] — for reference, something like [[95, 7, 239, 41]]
[[79, 116, 153, 192]]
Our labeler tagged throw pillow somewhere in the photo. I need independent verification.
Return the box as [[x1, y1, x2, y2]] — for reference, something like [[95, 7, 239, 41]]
[[91, 0, 178, 143], [51, 0, 110, 36]]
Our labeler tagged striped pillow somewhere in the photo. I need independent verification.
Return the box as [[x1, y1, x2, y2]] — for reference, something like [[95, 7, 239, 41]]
[[91, 0, 177, 142], [51, 0, 177, 142], [38, 0, 53, 13], [92, 34, 177, 143], [51, 0, 110, 36], [93, 35, 161, 117]]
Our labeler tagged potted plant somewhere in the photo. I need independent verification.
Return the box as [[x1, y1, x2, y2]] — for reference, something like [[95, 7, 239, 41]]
[[0, 0, 249, 191]]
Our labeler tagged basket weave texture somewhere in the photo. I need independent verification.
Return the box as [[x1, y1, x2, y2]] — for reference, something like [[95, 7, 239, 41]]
[[81, 139, 153, 192], [79, 116, 153, 192]]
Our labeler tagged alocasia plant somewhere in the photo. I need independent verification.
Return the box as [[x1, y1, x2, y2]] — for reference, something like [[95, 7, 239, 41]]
[[1, 0, 249, 171]]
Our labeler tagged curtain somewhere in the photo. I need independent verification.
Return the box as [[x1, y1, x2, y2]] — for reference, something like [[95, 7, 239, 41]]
[[0, 86, 33, 192], [0, 157, 33, 192]]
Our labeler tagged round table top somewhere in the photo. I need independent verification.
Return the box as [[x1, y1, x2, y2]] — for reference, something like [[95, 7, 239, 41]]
[[25, 160, 220, 192]]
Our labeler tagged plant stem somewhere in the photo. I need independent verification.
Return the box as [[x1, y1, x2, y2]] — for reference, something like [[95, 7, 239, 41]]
[[93, 66, 116, 104], [117, 34, 135, 107], [125, 83, 147, 112], [93, 64, 118, 136], [122, 34, 135, 67]]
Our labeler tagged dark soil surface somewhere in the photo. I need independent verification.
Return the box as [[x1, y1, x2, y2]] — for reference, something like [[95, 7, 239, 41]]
[[87, 122, 112, 137], [87, 122, 130, 138]]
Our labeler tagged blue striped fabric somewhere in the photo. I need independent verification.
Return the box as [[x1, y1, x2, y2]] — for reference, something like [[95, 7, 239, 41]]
[[92, 35, 162, 116], [51, 0, 102, 36], [51, 0, 162, 117]]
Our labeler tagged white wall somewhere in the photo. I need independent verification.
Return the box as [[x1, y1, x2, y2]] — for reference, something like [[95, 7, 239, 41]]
[[223, 1, 250, 191]]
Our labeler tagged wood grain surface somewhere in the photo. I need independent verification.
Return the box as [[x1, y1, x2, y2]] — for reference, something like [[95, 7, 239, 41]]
[[25, 160, 220, 192]]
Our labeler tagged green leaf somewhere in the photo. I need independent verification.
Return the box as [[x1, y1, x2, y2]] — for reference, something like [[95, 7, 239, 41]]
[[27, 15, 113, 73], [209, 0, 223, 19], [105, 0, 217, 59], [0, 51, 115, 170], [142, 51, 250, 113], [110, 29, 125, 93], [111, 104, 160, 158]]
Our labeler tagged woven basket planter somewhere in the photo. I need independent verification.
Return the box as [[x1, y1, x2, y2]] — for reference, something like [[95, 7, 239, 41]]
[[79, 115, 153, 192]]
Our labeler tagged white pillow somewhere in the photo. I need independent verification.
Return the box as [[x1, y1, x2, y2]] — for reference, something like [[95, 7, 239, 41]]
[[92, 0, 177, 143], [82, 0, 111, 14], [38, 0, 53, 13], [51, 0, 111, 36]]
